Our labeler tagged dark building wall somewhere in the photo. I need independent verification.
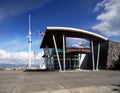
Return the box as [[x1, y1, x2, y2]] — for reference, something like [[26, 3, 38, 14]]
[[94, 40, 120, 69], [93, 41, 109, 69], [99, 41, 109, 69], [106, 40, 120, 69]]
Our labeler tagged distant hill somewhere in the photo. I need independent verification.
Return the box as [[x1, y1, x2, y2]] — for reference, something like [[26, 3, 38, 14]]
[[0, 64, 27, 69]]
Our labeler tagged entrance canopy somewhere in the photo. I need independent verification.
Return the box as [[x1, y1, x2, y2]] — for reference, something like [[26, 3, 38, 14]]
[[40, 27, 108, 48]]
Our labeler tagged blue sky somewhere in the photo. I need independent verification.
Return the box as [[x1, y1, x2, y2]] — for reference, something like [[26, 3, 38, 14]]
[[0, 0, 120, 64]]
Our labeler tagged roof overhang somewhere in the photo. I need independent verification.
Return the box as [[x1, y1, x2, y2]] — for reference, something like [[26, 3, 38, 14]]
[[40, 27, 108, 48]]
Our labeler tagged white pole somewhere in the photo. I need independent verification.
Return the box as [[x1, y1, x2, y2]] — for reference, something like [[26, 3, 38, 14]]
[[91, 40, 95, 71], [96, 42, 100, 70], [63, 34, 65, 71], [52, 35, 62, 71], [28, 15, 32, 69], [78, 54, 81, 69]]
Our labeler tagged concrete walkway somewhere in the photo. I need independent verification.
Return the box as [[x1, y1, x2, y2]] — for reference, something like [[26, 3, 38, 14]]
[[27, 86, 120, 93], [0, 70, 120, 93]]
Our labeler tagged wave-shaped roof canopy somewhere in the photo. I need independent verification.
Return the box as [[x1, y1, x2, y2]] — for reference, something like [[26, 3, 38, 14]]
[[40, 27, 108, 48]]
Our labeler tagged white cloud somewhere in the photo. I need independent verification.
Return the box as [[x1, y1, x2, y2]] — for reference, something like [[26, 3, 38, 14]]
[[92, 0, 120, 36], [0, 0, 51, 21], [0, 49, 44, 65], [1, 38, 27, 52], [4, 39, 19, 46]]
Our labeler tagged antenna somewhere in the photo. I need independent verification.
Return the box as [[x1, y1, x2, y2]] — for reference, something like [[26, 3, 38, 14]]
[[28, 15, 32, 69]]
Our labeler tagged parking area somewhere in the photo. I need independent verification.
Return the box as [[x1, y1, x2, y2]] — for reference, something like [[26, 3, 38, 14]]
[[0, 70, 120, 93]]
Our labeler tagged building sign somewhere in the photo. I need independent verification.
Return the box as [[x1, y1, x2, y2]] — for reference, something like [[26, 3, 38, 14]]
[[66, 37, 90, 53], [66, 48, 90, 53], [66, 37, 90, 48]]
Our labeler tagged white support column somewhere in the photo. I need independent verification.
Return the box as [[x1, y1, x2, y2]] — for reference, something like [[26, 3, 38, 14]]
[[78, 54, 81, 69], [96, 42, 100, 70], [79, 54, 86, 69], [52, 35, 62, 71], [63, 34, 66, 71], [91, 40, 95, 71]]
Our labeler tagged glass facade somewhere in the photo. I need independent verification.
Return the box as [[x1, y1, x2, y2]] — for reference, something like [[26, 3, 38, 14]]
[[50, 49, 89, 70]]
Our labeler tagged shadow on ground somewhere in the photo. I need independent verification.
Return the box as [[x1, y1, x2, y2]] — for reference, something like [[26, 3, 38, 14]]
[[111, 84, 120, 92]]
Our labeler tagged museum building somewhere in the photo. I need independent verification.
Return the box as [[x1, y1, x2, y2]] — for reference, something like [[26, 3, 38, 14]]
[[40, 27, 120, 71]]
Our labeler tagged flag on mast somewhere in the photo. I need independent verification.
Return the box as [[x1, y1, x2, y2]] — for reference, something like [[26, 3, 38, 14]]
[[39, 32, 45, 36]]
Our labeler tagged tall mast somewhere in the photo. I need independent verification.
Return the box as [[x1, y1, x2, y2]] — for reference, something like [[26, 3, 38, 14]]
[[28, 15, 32, 69]]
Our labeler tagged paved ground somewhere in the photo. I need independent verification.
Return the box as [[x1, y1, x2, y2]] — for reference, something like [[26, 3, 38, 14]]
[[0, 70, 120, 93]]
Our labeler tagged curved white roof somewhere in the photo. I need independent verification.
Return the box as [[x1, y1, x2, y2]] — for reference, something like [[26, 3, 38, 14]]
[[40, 26, 108, 48], [47, 27, 108, 41]]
